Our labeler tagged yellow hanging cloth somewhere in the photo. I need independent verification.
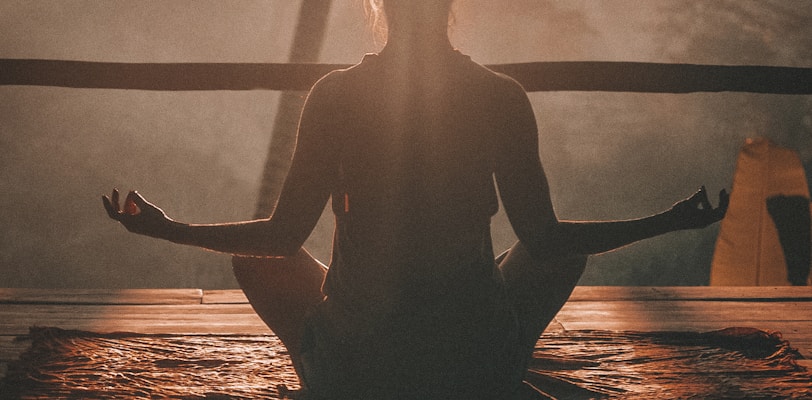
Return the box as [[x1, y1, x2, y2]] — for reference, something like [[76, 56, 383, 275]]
[[711, 137, 811, 286]]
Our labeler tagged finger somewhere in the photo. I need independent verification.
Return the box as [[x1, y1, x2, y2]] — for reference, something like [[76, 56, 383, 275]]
[[719, 189, 729, 204], [129, 191, 155, 215], [102, 195, 119, 219], [683, 188, 704, 208], [709, 189, 729, 221], [718, 189, 730, 213], [697, 186, 712, 210], [111, 189, 121, 213], [124, 191, 141, 215], [129, 191, 149, 208]]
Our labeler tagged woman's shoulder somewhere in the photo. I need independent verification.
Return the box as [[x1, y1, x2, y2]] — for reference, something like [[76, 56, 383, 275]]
[[307, 54, 376, 96], [321, 53, 380, 79], [309, 51, 526, 102], [450, 53, 528, 98], [481, 70, 528, 100]]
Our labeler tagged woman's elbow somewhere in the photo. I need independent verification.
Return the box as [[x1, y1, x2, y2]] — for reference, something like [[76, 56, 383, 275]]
[[525, 221, 593, 258], [247, 221, 307, 258]]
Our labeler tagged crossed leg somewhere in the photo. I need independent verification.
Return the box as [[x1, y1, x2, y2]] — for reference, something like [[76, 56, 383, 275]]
[[231, 248, 327, 379], [232, 242, 587, 398], [498, 241, 589, 398]]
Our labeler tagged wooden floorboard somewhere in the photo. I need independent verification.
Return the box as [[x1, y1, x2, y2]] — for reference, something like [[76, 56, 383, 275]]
[[202, 289, 249, 304], [1, 286, 811, 381], [0, 288, 204, 305], [568, 285, 812, 301], [0, 303, 269, 336]]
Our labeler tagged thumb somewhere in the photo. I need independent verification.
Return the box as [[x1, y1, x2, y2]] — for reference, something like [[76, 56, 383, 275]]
[[715, 189, 729, 211], [697, 186, 712, 210], [124, 191, 146, 215], [128, 191, 168, 218], [129, 191, 149, 207]]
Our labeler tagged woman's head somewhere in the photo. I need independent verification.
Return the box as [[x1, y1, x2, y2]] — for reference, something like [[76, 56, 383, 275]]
[[365, 0, 455, 44]]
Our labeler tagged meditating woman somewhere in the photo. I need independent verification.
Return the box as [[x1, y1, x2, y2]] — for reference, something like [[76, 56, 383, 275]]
[[103, 1, 728, 398]]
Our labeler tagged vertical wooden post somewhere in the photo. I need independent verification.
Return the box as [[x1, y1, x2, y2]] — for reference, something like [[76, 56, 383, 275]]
[[254, 0, 333, 217]]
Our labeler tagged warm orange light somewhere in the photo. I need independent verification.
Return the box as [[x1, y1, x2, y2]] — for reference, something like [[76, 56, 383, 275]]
[[711, 137, 810, 286]]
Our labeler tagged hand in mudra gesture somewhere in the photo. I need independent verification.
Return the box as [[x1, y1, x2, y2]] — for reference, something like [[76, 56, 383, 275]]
[[103, 189, 172, 239], [669, 186, 729, 230]]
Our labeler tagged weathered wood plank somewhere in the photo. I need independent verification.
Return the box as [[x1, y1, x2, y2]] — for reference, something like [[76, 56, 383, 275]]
[[0, 288, 203, 305], [1, 288, 811, 356], [0, 303, 256, 316], [0, 303, 267, 335], [556, 301, 812, 323], [0, 323, 271, 336], [202, 290, 249, 304], [3, 287, 810, 385], [788, 339, 812, 352], [201, 286, 812, 304], [568, 286, 812, 302], [0, 318, 270, 336], [204, 286, 812, 304], [555, 318, 812, 334], [3, 287, 808, 305], [3, 300, 809, 337], [0, 305, 261, 330]]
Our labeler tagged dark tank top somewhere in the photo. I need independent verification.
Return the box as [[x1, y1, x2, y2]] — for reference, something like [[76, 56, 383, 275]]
[[301, 51, 522, 399], [323, 51, 503, 311]]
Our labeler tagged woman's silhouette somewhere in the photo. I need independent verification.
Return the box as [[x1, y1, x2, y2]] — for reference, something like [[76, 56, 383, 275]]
[[104, 1, 728, 398]]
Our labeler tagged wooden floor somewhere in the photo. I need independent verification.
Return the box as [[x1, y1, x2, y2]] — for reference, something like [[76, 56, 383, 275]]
[[2, 286, 812, 380]]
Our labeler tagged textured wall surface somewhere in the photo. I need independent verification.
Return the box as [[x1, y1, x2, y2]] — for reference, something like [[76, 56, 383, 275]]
[[1, 0, 809, 288]]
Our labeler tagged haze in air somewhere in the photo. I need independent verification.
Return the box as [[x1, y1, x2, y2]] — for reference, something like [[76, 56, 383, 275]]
[[0, 0, 809, 288]]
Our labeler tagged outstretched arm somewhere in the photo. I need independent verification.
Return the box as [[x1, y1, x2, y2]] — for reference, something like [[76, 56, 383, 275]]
[[103, 73, 341, 257], [552, 186, 728, 256], [103, 184, 327, 257], [497, 156, 728, 259], [494, 77, 728, 259]]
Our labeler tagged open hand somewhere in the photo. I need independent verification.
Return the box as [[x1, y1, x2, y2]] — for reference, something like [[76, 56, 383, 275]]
[[102, 189, 171, 239], [669, 186, 729, 230]]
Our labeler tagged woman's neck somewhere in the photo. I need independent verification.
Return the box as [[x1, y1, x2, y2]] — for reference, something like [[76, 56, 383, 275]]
[[380, 26, 454, 61]]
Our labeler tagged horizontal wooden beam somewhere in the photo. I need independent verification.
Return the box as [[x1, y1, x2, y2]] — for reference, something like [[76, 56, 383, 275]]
[[1, 58, 810, 94]]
